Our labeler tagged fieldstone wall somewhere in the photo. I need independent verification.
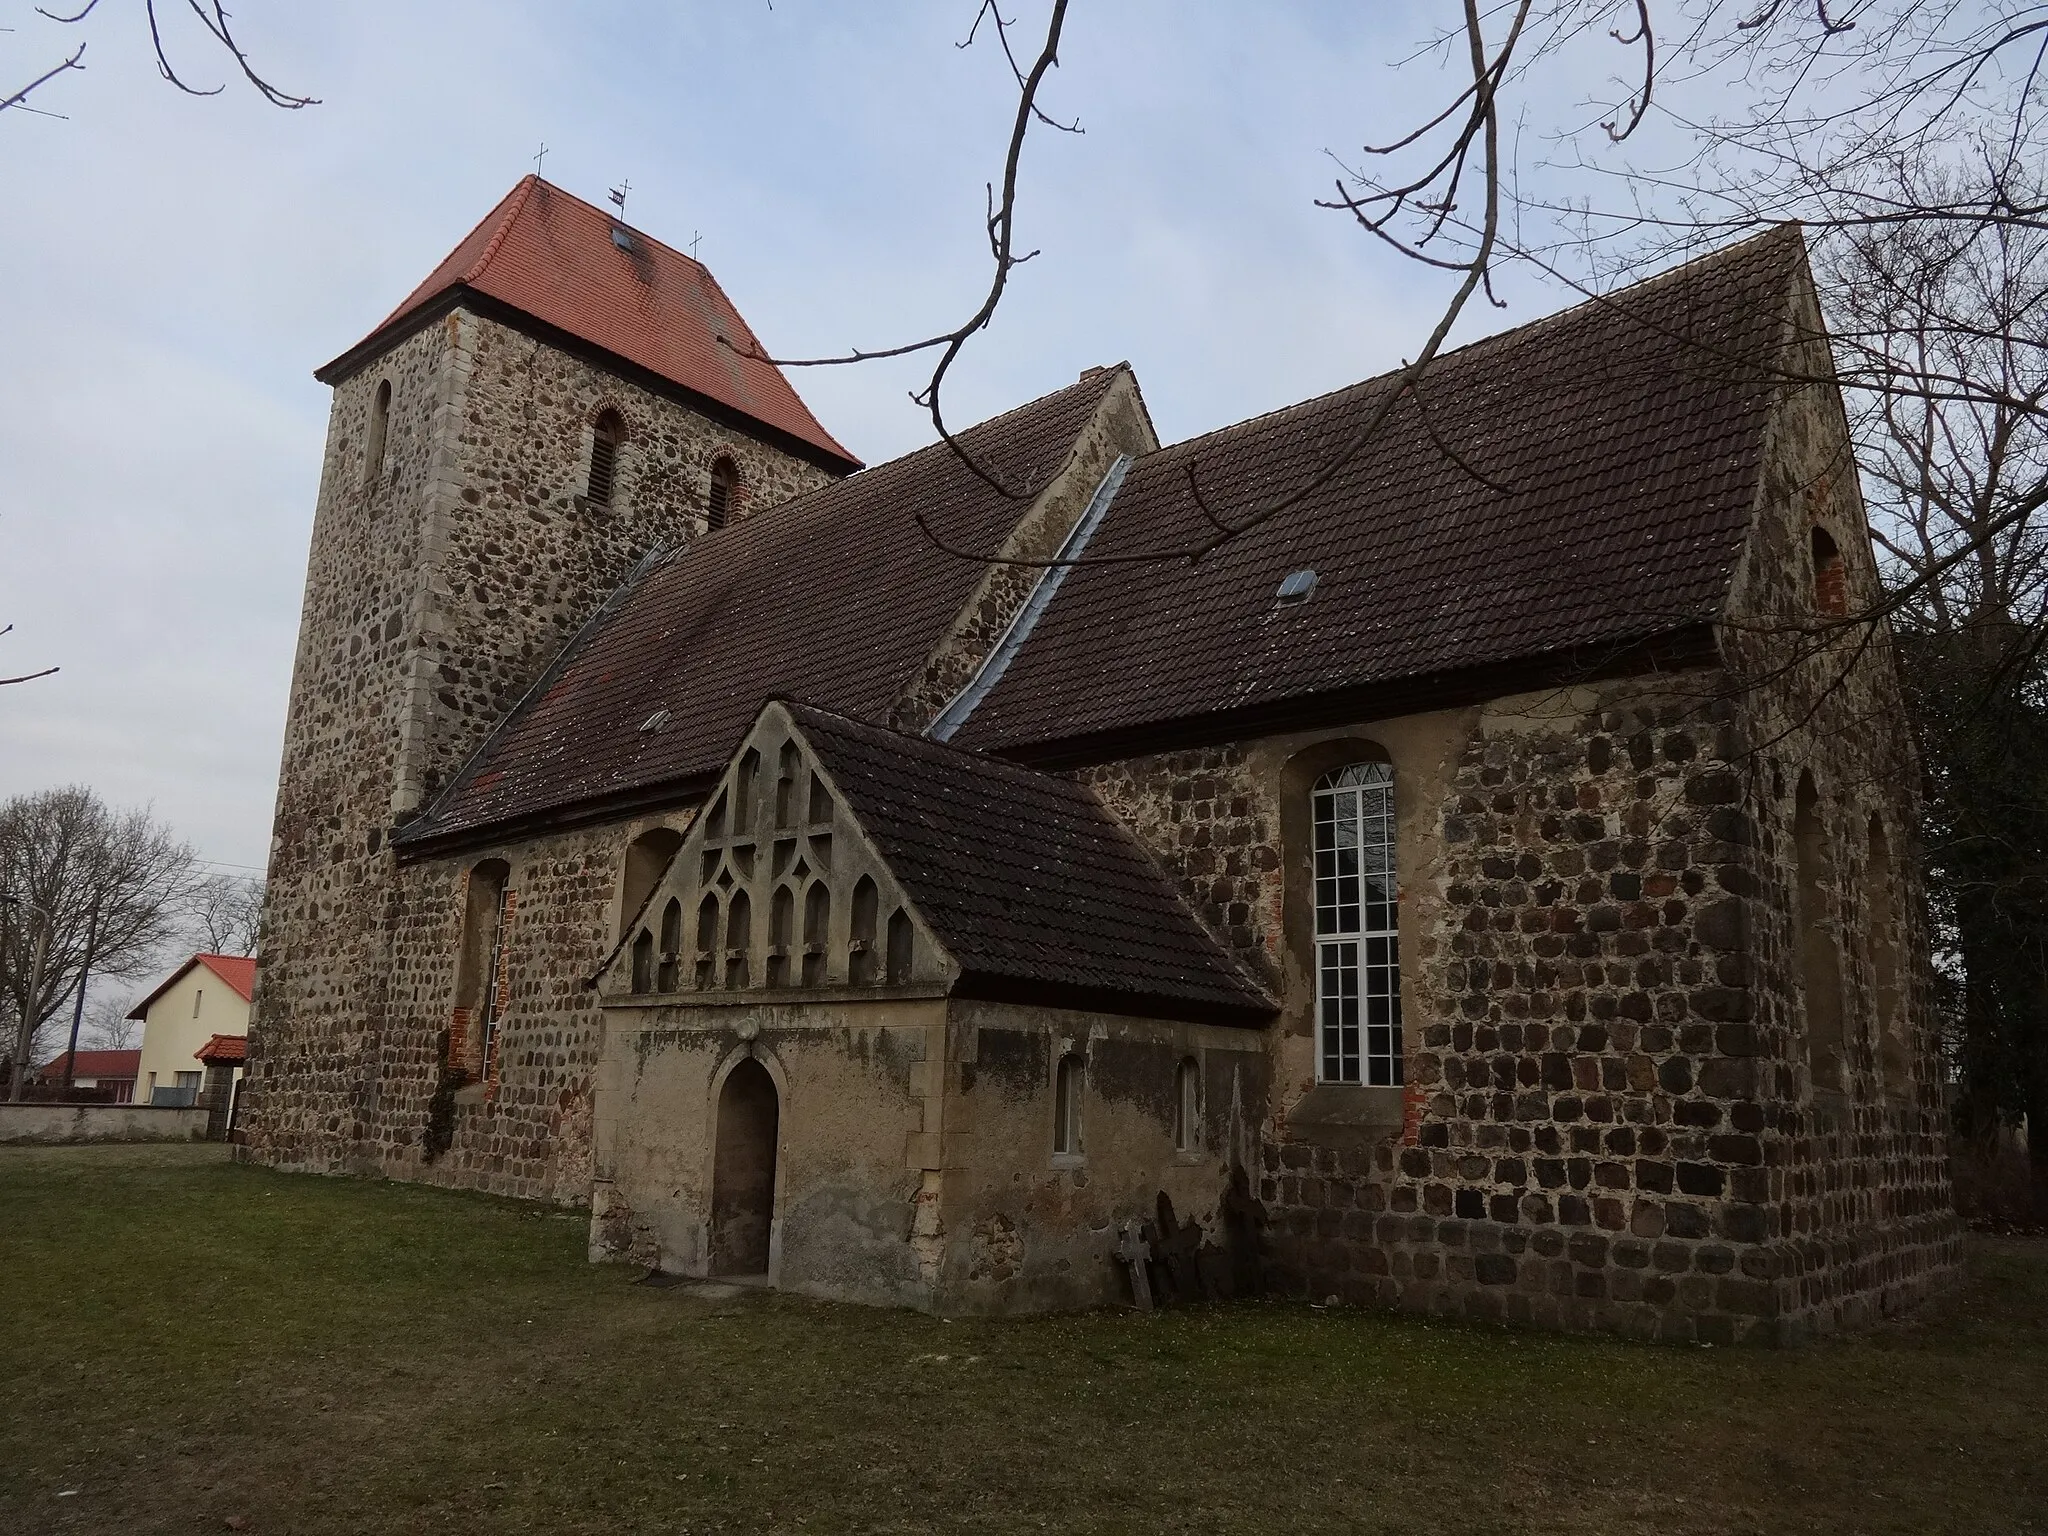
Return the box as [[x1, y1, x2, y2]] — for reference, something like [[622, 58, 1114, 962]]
[[242, 305, 838, 1182]]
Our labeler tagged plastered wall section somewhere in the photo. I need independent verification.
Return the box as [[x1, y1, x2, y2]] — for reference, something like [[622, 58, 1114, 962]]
[[937, 1000, 1267, 1314], [590, 998, 941, 1308], [242, 303, 834, 1180]]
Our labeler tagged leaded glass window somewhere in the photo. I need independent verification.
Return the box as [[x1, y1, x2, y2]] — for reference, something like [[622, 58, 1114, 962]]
[[1313, 762, 1402, 1085]]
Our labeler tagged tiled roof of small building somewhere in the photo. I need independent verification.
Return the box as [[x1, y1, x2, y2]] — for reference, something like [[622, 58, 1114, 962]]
[[788, 704, 1274, 1025], [954, 227, 1805, 756], [195, 1034, 248, 1065], [400, 368, 1131, 850], [37, 1049, 140, 1081], [318, 177, 859, 472]]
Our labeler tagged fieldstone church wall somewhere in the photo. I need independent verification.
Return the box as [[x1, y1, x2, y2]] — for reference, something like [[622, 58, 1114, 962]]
[[240, 307, 834, 1179]]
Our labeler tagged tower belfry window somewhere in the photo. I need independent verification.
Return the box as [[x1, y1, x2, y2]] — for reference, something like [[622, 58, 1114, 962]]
[[707, 457, 741, 531], [588, 411, 623, 507]]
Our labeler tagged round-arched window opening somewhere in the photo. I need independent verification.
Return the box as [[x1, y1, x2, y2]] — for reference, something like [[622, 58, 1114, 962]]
[[707, 456, 743, 531], [587, 410, 625, 507]]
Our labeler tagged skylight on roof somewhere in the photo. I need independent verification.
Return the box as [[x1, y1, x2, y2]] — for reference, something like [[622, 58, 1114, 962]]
[[611, 225, 635, 252], [1276, 569, 1318, 605]]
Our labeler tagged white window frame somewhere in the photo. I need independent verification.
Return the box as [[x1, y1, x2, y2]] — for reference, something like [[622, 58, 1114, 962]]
[[1313, 762, 1403, 1086], [1174, 1056, 1201, 1153], [1052, 1053, 1084, 1159]]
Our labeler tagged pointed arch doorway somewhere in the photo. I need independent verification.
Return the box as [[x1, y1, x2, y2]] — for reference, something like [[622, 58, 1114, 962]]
[[709, 1056, 779, 1276]]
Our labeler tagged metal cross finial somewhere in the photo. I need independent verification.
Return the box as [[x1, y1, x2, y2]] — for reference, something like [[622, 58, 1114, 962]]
[[690, 231, 703, 262], [533, 142, 548, 178]]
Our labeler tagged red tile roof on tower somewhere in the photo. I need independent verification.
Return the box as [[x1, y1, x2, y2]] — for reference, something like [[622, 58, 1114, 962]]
[[317, 176, 860, 473], [125, 953, 258, 1020]]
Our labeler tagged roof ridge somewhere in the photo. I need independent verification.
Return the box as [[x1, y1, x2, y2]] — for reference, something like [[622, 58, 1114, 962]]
[[465, 173, 541, 286], [1143, 226, 1801, 467]]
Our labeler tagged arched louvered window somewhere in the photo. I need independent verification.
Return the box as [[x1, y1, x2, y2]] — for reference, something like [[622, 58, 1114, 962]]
[[1313, 762, 1402, 1086], [363, 378, 391, 488], [587, 410, 624, 507], [707, 456, 741, 530]]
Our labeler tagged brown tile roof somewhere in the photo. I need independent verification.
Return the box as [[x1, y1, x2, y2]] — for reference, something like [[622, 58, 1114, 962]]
[[36, 1049, 139, 1082], [195, 1034, 248, 1065], [125, 953, 258, 1019], [953, 227, 1806, 756], [399, 369, 1131, 851], [318, 177, 859, 471], [789, 704, 1273, 1025]]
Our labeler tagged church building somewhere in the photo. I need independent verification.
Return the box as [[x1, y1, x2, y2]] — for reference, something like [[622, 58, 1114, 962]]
[[241, 176, 1959, 1342]]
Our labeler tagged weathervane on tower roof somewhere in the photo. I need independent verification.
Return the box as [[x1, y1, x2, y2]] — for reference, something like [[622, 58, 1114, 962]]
[[608, 179, 631, 220]]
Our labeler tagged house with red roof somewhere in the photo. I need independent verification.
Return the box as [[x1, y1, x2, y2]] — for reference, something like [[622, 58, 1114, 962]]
[[34, 1049, 141, 1102], [237, 177, 1955, 1339], [129, 953, 253, 1110]]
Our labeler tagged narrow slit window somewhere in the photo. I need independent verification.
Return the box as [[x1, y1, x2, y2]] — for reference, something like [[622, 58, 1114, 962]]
[[1053, 1054, 1084, 1156], [587, 410, 623, 507], [363, 379, 390, 488], [1313, 762, 1402, 1086], [1174, 1057, 1200, 1153]]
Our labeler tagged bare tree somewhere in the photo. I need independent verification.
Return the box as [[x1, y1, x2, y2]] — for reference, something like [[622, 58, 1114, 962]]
[[0, 787, 201, 1097], [189, 873, 263, 956], [3, 0, 316, 121], [81, 988, 141, 1053]]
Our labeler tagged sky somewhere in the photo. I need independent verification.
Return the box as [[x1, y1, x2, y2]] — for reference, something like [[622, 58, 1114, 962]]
[[0, 1, 1628, 886]]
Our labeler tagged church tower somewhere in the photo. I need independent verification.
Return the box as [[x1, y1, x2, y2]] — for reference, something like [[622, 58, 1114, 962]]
[[247, 177, 858, 1167]]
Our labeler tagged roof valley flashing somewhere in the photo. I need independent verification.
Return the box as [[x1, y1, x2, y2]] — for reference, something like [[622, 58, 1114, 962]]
[[927, 453, 1131, 744]]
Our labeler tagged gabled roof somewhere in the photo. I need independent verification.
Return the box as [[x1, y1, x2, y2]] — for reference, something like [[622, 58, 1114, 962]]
[[317, 177, 859, 473], [953, 227, 1806, 757], [125, 954, 257, 1020], [787, 704, 1273, 1025], [398, 367, 1132, 853], [37, 1049, 139, 1081]]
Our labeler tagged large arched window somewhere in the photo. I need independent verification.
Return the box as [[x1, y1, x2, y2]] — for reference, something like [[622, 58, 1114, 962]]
[[1794, 772, 1846, 1093], [587, 410, 624, 507], [707, 456, 742, 531], [1313, 762, 1401, 1086], [363, 378, 391, 489]]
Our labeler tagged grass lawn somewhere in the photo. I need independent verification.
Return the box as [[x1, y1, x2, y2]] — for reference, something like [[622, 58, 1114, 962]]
[[0, 1146, 2037, 1535]]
